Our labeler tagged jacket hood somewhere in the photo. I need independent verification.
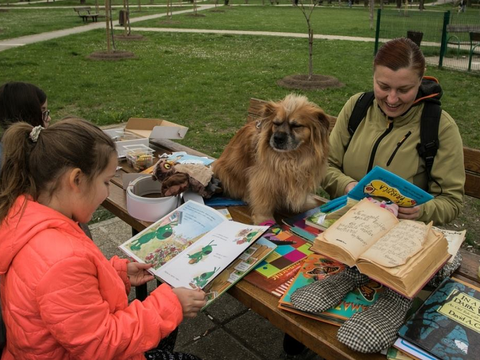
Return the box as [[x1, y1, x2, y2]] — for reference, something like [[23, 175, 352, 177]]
[[414, 76, 442, 106], [0, 195, 83, 275]]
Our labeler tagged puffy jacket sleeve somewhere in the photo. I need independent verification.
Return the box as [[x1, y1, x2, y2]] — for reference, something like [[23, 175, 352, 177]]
[[35, 256, 183, 360], [110, 255, 131, 294], [321, 94, 362, 199], [418, 111, 465, 225]]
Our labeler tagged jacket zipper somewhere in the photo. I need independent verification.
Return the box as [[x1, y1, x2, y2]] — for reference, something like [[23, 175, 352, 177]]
[[386, 131, 412, 167], [367, 120, 393, 172]]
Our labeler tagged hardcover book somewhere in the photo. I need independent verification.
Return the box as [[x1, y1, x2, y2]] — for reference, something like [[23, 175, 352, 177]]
[[278, 253, 384, 326], [397, 277, 480, 360], [119, 200, 268, 289], [311, 198, 450, 298], [319, 166, 434, 214]]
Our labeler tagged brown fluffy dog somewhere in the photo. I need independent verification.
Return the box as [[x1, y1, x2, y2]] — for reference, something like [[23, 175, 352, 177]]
[[213, 94, 330, 224]]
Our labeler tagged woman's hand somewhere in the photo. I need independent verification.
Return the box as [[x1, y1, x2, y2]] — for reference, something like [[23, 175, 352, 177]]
[[172, 287, 207, 318], [397, 206, 420, 221], [344, 181, 358, 194], [127, 262, 155, 286]]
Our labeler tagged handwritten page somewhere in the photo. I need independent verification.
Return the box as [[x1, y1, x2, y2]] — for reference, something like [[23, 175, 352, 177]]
[[322, 199, 399, 261], [360, 220, 428, 268]]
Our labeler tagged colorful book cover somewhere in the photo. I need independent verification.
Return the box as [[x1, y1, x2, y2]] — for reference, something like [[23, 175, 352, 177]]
[[278, 254, 384, 326], [202, 237, 277, 309], [243, 261, 304, 298], [397, 277, 480, 360], [282, 207, 321, 241], [252, 224, 313, 279], [320, 166, 434, 214]]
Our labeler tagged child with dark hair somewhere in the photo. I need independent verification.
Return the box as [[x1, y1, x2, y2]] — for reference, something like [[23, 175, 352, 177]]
[[0, 81, 51, 169], [0, 118, 206, 360]]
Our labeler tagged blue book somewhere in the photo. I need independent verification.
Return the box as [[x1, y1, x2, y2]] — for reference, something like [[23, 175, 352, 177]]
[[320, 166, 433, 213]]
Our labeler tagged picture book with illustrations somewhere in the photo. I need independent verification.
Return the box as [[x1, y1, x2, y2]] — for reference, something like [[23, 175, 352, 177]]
[[202, 237, 277, 309], [244, 261, 303, 298], [278, 253, 384, 326], [119, 200, 268, 289], [311, 198, 450, 298], [282, 207, 322, 241], [397, 277, 480, 360], [254, 224, 313, 278], [305, 197, 359, 231], [319, 166, 434, 214]]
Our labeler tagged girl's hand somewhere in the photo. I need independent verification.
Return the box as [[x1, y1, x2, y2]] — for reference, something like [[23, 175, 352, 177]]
[[397, 206, 420, 221], [127, 262, 154, 286], [172, 287, 207, 318]]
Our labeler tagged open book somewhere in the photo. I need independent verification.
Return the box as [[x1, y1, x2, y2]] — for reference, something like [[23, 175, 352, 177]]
[[119, 200, 268, 290], [311, 198, 450, 298]]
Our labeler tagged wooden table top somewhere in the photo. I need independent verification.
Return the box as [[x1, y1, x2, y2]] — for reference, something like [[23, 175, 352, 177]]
[[102, 139, 480, 360]]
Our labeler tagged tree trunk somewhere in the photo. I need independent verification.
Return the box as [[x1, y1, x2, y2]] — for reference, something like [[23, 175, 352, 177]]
[[308, 28, 313, 80], [369, 0, 374, 30], [418, 0, 424, 10], [396, 0, 401, 8]]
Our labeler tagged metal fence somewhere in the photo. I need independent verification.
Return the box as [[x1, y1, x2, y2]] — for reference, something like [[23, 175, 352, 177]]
[[374, 8, 480, 72]]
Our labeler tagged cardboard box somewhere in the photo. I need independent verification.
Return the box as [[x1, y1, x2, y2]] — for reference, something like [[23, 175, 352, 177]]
[[104, 118, 189, 158]]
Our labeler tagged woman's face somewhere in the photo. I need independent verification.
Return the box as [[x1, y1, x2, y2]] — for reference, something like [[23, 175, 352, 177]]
[[373, 65, 422, 118], [41, 99, 51, 128]]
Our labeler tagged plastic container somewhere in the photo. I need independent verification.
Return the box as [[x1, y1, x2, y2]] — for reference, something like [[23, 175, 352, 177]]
[[125, 144, 155, 171]]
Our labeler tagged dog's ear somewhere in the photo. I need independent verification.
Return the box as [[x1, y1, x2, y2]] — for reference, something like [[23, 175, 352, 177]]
[[316, 110, 333, 132], [260, 102, 277, 119]]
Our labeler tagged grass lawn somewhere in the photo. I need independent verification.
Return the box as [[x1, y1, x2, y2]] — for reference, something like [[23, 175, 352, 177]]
[[0, 6, 189, 40], [1, 2, 479, 248], [136, 5, 379, 37]]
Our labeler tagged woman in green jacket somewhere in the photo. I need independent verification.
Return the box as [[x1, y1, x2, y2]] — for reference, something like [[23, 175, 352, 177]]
[[323, 38, 464, 226], [290, 37, 465, 354]]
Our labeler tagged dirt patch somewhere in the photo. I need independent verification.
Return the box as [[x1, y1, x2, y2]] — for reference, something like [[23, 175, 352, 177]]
[[186, 13, 206, 17], [87, 50, 136, 61], [209, 9, 225, 12], [278, 74, 344, 91], [114, 34, 145, 41]]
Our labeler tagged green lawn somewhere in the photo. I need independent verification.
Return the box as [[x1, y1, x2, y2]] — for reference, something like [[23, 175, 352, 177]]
[[0, 6, 187, 39], [1, 1, 479, 246]]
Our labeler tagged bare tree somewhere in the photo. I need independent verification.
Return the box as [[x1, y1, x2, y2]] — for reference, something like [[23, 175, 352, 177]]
[[296, 0, 319, 80]]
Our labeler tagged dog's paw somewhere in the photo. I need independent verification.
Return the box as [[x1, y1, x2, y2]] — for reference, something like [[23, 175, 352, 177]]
[[252, 214, 274, 225]]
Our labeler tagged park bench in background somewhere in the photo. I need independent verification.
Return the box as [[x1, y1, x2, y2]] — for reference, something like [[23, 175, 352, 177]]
[[468, 32, 480, 71], [446, 24, 480, 60], [73, 7, 99, 22]]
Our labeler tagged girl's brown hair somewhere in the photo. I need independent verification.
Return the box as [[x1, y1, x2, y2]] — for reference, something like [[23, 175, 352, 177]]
[[0, 118, 116, 223], [374, 38, 426, 79]]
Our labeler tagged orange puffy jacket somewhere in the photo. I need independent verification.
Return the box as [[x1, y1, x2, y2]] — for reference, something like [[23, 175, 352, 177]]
[[0, 196, 183, 359]]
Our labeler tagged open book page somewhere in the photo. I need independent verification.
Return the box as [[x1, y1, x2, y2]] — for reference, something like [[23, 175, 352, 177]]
[[433, 227, 466, 263], [156, 221, 269, 289], [320, 199, 399, 262], [358, 221, 431, 268], [119, 201, 227, 269]]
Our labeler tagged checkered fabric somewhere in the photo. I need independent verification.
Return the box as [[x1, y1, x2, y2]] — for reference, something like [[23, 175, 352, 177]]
[[337, 288, 413, 353], [290, 267, 370, 313], [428, 252, 462, 288]]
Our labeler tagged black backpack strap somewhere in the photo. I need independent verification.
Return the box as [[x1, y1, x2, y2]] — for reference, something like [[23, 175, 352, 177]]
[[348, 91, 375, 136], [416, 101, 441, 180]]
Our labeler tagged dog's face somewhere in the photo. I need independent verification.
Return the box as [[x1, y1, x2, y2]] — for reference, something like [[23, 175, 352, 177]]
[[260, 94, 331, 153]]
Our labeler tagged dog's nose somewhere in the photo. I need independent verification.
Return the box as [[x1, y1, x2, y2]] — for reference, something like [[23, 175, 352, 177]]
[[273, 132, 288, 147]]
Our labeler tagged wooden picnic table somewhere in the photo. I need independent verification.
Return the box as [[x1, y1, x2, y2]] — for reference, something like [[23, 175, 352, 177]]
[[102, 137, 480, 360]]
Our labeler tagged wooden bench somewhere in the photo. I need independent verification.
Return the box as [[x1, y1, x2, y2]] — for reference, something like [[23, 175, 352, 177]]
[[73, 7, 99, 22]]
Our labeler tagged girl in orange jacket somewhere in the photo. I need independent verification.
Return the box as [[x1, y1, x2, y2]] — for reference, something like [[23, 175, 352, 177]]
[[0, 118, 206, 360]]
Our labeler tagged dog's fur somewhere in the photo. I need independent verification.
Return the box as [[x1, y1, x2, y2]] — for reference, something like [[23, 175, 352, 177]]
[[212, 94, 330, 224]]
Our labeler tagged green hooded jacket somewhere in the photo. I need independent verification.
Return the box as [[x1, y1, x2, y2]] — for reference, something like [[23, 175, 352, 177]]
[[322, 77, 465, 226]]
